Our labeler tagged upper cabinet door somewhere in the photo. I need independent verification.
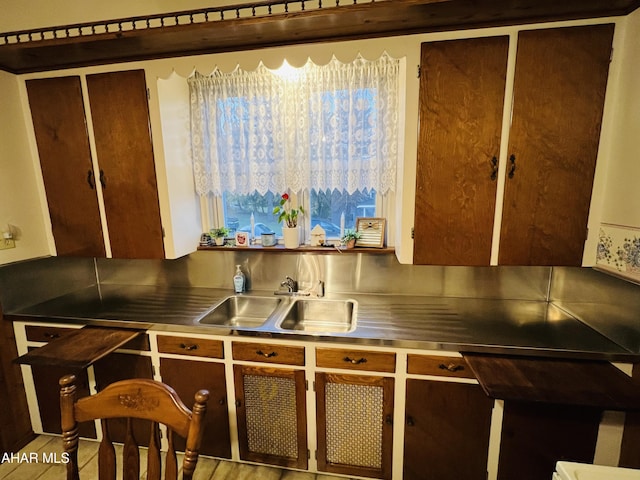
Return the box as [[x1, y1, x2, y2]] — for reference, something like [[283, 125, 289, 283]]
[[498, 24, 614, 266], [414, 36, 509, 265], [86, 70, 165, 259], [26, 76, 106, 257]]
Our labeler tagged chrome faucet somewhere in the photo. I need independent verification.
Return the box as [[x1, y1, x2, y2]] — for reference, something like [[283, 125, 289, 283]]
[[280, 276, 298, 293]]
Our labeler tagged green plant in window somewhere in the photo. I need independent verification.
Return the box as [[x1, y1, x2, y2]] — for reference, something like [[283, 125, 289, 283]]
[[273, 193, 305, 228], [210, 227, 230, 238]]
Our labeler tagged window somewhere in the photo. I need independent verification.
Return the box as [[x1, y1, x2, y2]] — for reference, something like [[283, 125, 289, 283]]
[[188, 54, 400, 244]]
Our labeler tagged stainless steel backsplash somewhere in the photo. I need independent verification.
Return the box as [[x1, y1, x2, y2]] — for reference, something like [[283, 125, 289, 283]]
[[96, 250, 552, 299]]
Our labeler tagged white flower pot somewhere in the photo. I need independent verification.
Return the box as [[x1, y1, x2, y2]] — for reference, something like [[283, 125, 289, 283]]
[[282, 227, 300, 249]]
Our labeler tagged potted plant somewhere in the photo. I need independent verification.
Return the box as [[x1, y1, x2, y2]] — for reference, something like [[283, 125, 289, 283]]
[[210, 227, 230, 246], [273, 193, 304, 248], [342, 229, 361, 249]]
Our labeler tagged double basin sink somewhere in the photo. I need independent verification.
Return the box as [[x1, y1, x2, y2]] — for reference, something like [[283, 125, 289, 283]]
[[197, 294, 357, 334]]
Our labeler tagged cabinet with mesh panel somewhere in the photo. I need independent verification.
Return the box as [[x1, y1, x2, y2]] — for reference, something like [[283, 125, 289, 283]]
[[233, 365, 308, 469], [315, 372, 394, 480]]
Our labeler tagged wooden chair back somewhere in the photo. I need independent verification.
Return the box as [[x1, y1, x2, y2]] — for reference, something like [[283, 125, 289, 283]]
[[59, 374, 209, 480]]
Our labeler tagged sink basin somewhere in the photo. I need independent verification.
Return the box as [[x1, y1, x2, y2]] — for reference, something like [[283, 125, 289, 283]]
[[198, 295, 282, 327], [278, 299, 356, 333]]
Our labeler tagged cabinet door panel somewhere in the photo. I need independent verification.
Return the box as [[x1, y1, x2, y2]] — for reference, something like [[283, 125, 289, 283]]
[[92, 352, 154, 446], [403, 379, 493, 480], [316, 373, 394, 480], [86, 70, 164, 259], [160, 358, 231, 458], [414, 36, 509, 265], [619, 364, 640, 468], [499, 24, 614, 265], [497, 401, 600, 480], [26, 76, 105, 257], [29, 356, 96, 438], [234, 365, 307, 469]]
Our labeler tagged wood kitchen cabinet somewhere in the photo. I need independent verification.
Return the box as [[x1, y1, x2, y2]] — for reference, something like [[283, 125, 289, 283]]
[[315, 372, 394, 480], [414, 36, 509, 265], [414, 24, 614, 266], [404, 354, 494, 480], [232, 341, 308, 469], [0, 310, 34, 452], [314, 347, 395, 480], [92, 350, 154, 446], [497, 402, 601, 480], [157, 334, 231, 459], [234, 365, 308, 469], [403, 379, 493, 480], [617, 363, 640, 468], [22, 324, 96, 438], [26, 70, 164, 259]]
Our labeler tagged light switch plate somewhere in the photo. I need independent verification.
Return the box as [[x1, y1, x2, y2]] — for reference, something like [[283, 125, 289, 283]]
[[0, 238, 15, 250]]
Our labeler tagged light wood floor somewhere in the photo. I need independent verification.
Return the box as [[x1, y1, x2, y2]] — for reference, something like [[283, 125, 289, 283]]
[[0, 435, 356, 480]]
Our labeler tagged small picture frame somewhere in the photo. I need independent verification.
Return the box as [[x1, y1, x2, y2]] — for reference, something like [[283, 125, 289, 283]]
[[235, 231, 249, 247], [355, 217, 386, 248]]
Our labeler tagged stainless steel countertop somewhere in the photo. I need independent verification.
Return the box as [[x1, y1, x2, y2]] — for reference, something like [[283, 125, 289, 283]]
[[9, 284, 636, 361]]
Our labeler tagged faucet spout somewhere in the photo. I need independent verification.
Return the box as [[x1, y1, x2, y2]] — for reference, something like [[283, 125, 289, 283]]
[[280, 276, 298, 293]]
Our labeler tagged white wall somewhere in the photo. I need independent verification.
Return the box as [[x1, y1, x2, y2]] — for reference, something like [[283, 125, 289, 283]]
[[592, 9, 640, 281], [0, 71, 50, 264], [601, 8, 640, 227]]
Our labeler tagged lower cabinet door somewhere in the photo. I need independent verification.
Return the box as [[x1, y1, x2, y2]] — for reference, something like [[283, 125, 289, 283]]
[[316, 372, 394, 480], [234, 365, 308, 469], [93, 352, 154, 446], [159, 358, 231, 458], [29, 360, 96, 438], [403, 379, 493, 480], [497, 401, 601, 480]]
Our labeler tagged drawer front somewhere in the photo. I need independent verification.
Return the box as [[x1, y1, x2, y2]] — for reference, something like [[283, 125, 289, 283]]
[[407, 354, 475, 379], [25, 325, 76, 343], [316, 347, 396, 373], [157, 335, 224, 359], [232, 342, 305, 366], [25, 325, 150, 351]]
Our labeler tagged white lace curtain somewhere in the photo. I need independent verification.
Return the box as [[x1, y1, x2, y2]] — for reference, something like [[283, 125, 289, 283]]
[[188, 54, 400, 197]]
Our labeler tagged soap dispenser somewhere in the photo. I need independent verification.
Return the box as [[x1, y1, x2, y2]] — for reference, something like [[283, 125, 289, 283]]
[[233, 265, 245, 293]]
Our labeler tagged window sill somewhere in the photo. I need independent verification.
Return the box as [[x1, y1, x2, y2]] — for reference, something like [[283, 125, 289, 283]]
[[197, 244, 395, 254]]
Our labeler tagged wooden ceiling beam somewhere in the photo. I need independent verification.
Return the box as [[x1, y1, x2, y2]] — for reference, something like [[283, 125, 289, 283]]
[[1, 0, 639, 73]]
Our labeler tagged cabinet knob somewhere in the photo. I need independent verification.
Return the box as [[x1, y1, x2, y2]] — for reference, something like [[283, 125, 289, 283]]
[[179, 343, 199, 351], [438, 363, 464, 372], [490, 156, 498, 181], [508, 154, 516, 178], [256, 350, 278, 358], [87, 170, 95, 189], [343, 356, 367, 365], [44, 332, 60, 339], [99, 169, 106, 188], [385, 414, 393, 425], [406, 415, 415, 427]]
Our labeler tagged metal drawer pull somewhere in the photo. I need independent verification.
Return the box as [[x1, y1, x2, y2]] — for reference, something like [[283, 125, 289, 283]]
[[508, 154, 516, 178], [44, 332, 61, 339], [343, 356, 367, 365], [490, 156, 498, 180], [179, 343, 199, 351], [87, 170, 95, 189], [256, 350, 278, 358], [385, 414, 393, 425], [439, 363, 464, 372], [406, 416, 415, 427]]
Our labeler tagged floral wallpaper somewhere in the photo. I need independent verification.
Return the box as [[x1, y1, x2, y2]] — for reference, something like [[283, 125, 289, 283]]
[[597, 224, 640, 282]]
